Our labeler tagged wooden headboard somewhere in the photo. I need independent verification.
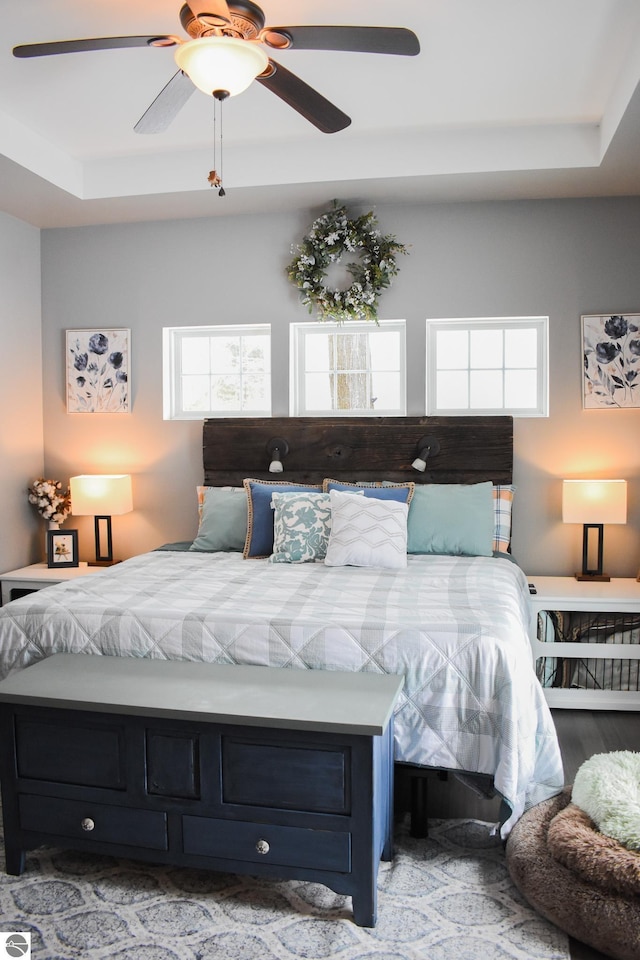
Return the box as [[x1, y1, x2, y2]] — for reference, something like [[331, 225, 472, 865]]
[[203, 417, 512, 487]]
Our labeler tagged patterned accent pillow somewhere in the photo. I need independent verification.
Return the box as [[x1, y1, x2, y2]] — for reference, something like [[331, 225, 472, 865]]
[[243, 479, 322, 559], [270, 492, 333, 563], [493, 484, 515, 553], [324, 490, 408, 569]]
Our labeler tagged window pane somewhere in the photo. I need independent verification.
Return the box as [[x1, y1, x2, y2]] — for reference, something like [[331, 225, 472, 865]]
[[181, 375, 210, 411], [505, 328, 537, 367], [242, 336, 270, 372], [370, 372, 401, 410], [182, 337, 210, 375], [305, 333, 331, 372], [334, 371, 370, 409], [470, 329, 503, 369], [436, 330, 468, 368], [437, 370, 468, 408], [243, 374, 270, 410], [304, 371, 333, 410], [370, 331, 400, 369], [212, 337, 240, 374], [470, 370, 503, 408], [505, 369, 538, 408], [210, 375, 241, 410], [333, 333, 369, 374]]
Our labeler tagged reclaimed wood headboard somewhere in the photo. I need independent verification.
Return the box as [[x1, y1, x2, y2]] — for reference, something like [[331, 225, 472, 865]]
[[203, 416, 513, 487]]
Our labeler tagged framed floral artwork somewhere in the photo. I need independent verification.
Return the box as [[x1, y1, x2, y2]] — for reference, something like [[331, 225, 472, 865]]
[[582, 314, 640, 409], [66, 329, 130, 413], [47, 529, 79, 569]]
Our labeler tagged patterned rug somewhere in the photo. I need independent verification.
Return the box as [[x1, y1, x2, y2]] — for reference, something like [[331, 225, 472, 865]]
[[0, 816, 570, 960]]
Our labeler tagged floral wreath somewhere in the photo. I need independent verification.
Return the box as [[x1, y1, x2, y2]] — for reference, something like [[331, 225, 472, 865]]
[[287, 201, 407, 323]]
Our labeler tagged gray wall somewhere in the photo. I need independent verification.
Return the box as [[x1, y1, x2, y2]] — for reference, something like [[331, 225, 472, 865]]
[[0, 211, 44, 572], [41, 197, 640, 576]]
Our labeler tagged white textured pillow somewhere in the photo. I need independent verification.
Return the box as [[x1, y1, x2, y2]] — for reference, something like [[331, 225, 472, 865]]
[[324, 489, 408, 569]]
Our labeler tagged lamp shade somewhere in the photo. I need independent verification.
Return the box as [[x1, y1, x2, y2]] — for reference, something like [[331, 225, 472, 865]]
[[174, 37, 268, 96], [70, 475, 133, 517], [562, 479, 627, 525]]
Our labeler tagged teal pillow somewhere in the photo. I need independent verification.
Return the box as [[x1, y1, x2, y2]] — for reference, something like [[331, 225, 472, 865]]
[[407, 482, 494, 556], [270, 491, 332, 563], [189, 487, 247, 552], [243, 479, 322, 559]]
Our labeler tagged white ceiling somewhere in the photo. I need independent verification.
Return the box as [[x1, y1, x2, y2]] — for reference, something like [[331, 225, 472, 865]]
[[1, 0, 640, 228]]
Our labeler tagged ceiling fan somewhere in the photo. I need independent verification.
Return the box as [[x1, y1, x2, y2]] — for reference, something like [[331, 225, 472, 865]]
[[12, 0, 420, 135]]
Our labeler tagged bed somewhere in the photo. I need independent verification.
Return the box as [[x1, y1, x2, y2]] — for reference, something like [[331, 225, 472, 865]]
[[0, 416, 564, 837]]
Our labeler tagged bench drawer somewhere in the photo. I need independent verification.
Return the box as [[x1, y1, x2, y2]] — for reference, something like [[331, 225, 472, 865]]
[[19, 794, 168, 850], [183, 815, 351, 872]]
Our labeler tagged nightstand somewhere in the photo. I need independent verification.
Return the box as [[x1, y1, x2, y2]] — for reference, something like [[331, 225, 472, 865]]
[[0, 562, 102, 606], [527, 576, 640, 710]]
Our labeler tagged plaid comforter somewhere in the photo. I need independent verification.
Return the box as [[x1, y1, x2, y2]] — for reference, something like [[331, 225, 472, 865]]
[[0, 550, 563, 834]]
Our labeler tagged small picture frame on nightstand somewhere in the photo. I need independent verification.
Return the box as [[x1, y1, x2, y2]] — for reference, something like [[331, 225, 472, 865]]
[[47, 529, 79, 569]]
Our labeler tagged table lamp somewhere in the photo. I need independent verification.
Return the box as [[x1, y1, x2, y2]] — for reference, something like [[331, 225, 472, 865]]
[[562, 479, 627, 581], [70, 474, 133, 565]]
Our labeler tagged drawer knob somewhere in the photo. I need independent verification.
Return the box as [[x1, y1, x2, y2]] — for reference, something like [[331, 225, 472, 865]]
[[255, 839, 270, 855], [80, 817, 95, 832]]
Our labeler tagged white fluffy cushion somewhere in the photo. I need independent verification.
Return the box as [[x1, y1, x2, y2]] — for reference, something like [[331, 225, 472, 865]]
[[572, 751, 640, 850], [324, 489, 408, 569]]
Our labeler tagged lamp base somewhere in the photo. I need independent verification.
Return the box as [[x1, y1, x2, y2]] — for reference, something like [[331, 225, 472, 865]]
[[88, 559, 122, 567], [575, 572, 610, 582]]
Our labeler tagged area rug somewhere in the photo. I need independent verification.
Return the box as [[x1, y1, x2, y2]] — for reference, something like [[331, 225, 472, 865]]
[[0, 816, 570, 960]]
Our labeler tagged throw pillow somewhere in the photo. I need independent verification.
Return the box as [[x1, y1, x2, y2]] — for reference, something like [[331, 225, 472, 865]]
[[189, 486, 247, 553], [323, 478, 414, 504], [324, 489, 408, 569], [407, 482, 495, 556], [243, 479, 322, 559], [270, 491, 333, 563], [493, 484, 515, 553]]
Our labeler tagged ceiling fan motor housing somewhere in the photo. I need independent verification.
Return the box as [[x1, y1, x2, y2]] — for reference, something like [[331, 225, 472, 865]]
[[180, 1, 265, 40]]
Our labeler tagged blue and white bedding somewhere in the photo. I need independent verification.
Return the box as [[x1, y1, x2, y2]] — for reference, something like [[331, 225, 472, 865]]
[[0, 549, 563, 835]]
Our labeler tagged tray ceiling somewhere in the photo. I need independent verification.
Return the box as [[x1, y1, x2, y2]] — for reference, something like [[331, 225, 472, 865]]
[[1, 0, 639, 227]]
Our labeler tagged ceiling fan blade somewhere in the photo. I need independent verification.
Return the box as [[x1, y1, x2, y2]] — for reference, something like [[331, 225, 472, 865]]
[[185, 0, 232, 27], [135, 70, 196, 134], [261, 25, 420, 56], [257, 60, 350, 134], [13, 36, 179, 58]]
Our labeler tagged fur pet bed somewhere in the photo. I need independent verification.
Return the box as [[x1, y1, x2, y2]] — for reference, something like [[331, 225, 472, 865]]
[[506, 788, 640, 960], [572, 751, 640, 850], [547, 801, 640, 898]]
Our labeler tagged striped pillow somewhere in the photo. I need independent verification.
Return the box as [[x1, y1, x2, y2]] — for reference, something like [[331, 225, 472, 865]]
[[493, 484, 515, 553]]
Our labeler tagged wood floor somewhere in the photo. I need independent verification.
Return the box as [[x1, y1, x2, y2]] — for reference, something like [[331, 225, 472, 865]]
[[402, 709, 640, 960]]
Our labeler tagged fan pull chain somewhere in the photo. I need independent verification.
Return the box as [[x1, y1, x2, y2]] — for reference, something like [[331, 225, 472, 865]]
[[207, 91, 227, 197]]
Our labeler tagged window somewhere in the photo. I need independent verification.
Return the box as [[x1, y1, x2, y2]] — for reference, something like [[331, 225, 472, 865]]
[[163, 325, 271, 420], [426, 317, 548, 417], [291, 321, 406, 416]]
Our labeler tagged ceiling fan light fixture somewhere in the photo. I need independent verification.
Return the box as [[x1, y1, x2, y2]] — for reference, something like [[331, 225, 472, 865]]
[[174, 36, 268, 97]]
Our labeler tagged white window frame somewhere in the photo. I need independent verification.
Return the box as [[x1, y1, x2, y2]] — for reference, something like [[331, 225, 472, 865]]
[[163, 324, 271, 420], [290, 320, 407, 417], [426, 316, 549, 417]]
